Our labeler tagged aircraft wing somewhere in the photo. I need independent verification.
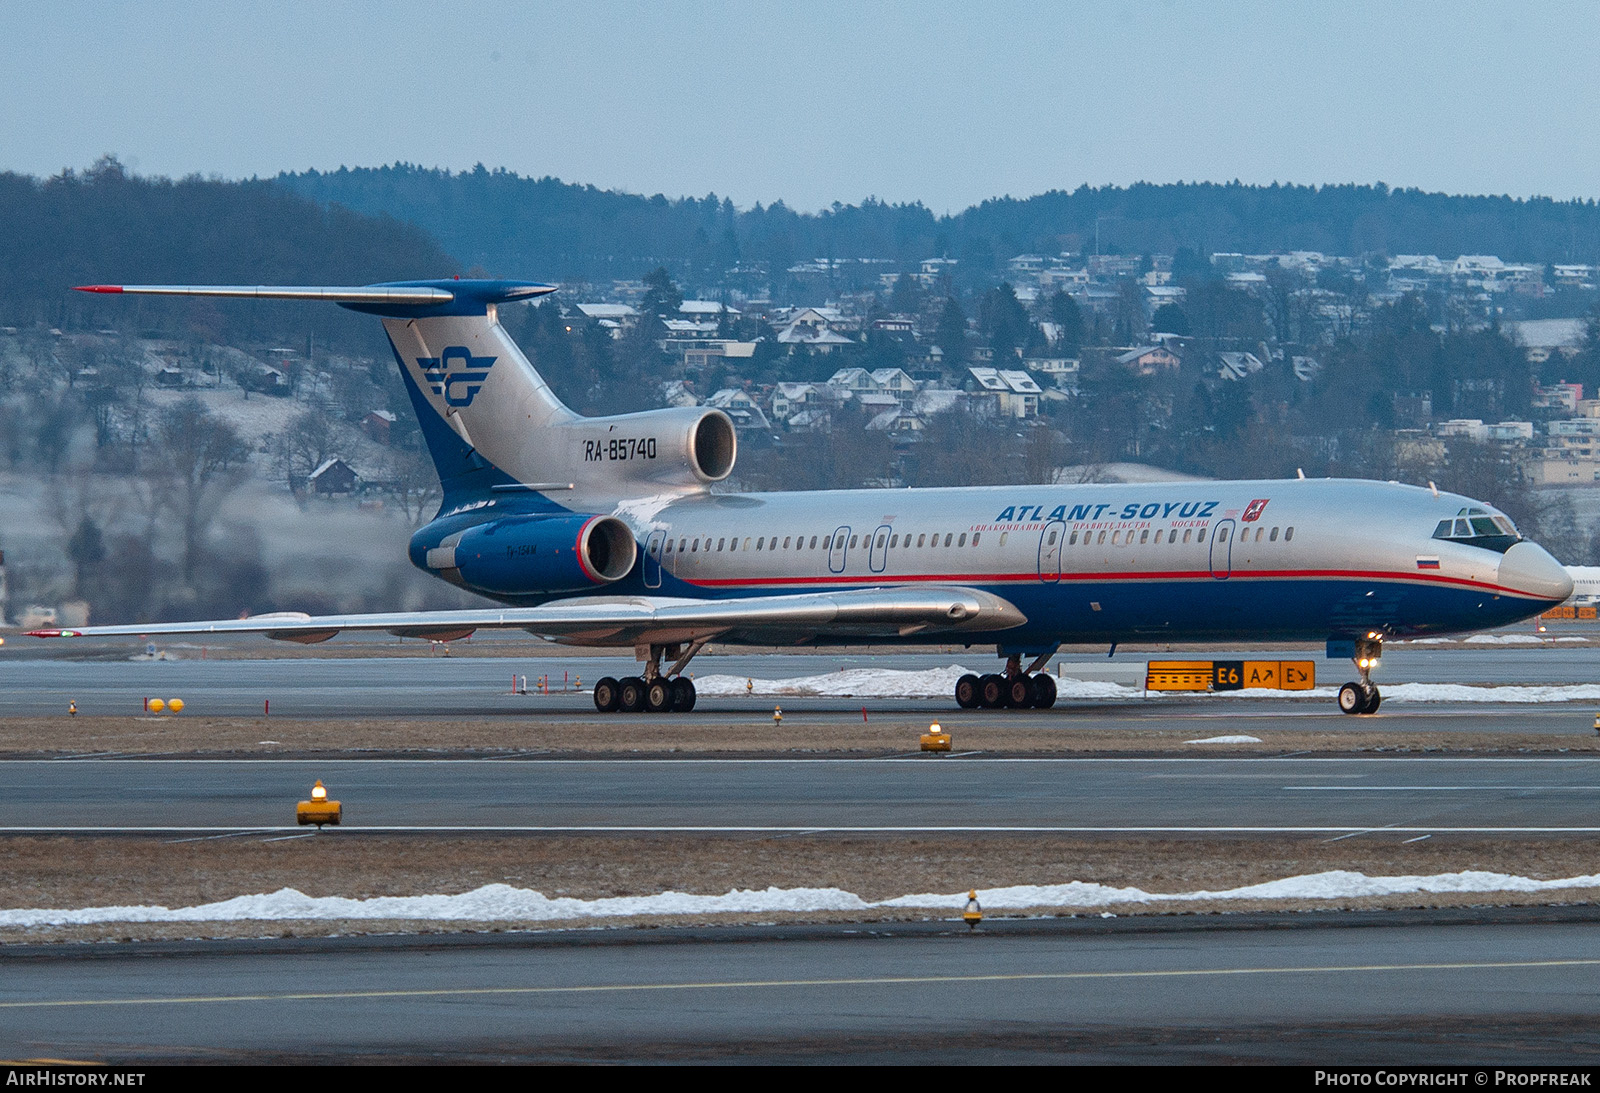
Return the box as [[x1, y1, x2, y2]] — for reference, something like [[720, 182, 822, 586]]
[[26, 586, 1026, 647]]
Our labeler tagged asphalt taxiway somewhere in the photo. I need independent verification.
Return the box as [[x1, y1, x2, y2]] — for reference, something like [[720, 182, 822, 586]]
[[5, 756, 1600, 833], [4, 913, 1600, 1063]]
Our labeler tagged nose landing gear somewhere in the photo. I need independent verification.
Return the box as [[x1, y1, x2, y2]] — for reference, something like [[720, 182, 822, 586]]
[[1337, 635, 1383, 715]]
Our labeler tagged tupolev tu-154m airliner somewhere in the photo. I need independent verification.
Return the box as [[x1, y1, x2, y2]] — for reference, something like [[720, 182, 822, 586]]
[[31, 279, 1573, 716]]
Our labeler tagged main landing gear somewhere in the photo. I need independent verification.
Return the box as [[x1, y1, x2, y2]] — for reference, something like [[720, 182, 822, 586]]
[[1337, 634, 1383, 716], [593, 641, 702, 714], [955, 653, 1058, 710]]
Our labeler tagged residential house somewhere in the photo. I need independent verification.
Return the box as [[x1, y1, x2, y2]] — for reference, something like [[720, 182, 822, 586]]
[[1115, 345, 1182, 375], [967, 367, 1042, 418], [309, 457, 361, 495], [1217, 352, 1265, 381], [704, 388, 771, 431]]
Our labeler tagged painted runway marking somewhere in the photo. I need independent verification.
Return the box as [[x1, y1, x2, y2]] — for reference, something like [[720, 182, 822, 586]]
[[8, 957, 1600, 1010], [11, 756, 1600, 765], [1283, 786, 1600, 791], [4, 825, 1600, 834]]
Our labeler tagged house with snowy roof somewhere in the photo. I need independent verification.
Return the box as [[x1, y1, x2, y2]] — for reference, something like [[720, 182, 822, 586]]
[[1217, 351, 1265, 381], [704, 388, 771, 430], [308, 457, 360, 495]]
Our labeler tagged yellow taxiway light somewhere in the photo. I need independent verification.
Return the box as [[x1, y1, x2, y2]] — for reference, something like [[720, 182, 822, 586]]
[[963, 889, 983, 930], [296, 780, 342, 827], [772, 706, 783, 725], [147, 697, 165, 714], [168, 698, 185, 713], [920, 722, 951, 752]]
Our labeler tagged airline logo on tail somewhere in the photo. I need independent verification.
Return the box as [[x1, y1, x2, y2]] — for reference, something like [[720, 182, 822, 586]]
[[419, 346, 497, 407]]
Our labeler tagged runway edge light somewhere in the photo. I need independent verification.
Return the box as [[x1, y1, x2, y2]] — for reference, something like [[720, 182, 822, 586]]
[[296, 780, 342, 828], [921, 722, 951, 752], [964, 889, 983, 930]]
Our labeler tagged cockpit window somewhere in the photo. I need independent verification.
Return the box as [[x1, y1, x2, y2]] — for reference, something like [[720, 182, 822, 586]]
[[1432, 506, 1520, 553]]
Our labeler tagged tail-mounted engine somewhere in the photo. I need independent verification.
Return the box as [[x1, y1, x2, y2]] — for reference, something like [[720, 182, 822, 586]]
[[418, 513, 636, 596], [558, 406, 736, 492]]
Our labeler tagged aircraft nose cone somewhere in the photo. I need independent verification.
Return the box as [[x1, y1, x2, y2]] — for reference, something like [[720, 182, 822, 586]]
[[1497, 541, 1573, 603]]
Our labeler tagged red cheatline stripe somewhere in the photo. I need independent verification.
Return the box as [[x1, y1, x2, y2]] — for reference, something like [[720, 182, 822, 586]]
[[680, 567, 1542, 598], [73, 285, 123, 293], [575, 516, 603, 583]]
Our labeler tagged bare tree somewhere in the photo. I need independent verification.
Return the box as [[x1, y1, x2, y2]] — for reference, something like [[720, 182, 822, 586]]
[[151, 398, 251, 583]]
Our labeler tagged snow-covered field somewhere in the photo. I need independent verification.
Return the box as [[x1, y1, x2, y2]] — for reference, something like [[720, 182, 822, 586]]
[[695, 665, 1600, 705], [6, 869, 1597, 926]]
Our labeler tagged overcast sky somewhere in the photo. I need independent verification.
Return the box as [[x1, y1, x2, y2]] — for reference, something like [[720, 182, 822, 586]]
[[3, 1, 1596, 214]]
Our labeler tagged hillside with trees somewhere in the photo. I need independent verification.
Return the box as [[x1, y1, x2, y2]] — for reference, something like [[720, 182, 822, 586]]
[[0, 156, 457, 352], [278, 164, 1600, 285]]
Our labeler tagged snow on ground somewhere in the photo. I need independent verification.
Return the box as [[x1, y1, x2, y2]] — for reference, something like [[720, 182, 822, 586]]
[[7, 870, 1600, 926], [1184, 735, 1263, 744], [1404, 635, 1588, 644], [697, 666, 1600, 705]]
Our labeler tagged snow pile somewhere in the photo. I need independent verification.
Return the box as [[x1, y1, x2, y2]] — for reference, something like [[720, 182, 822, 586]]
[[7, 870, 1600, 926], [1184, 735, 1263, 744], [693, 666, 1130, 700], [690, 666, 1600, 704], [1381, 682, 1600, 703], [1465, 634, 1553, 645]]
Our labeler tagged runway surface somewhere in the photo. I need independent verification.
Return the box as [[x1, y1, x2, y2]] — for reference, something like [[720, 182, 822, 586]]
[[4, 915, 1600, 1062], [2, 647, 1600, 748], [2, 644, 1599, 722], [7, 756, 1600, 832]]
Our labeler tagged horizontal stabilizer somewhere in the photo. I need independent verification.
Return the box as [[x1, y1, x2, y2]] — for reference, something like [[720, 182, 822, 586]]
[[73, 280, 557, 312], [75, 284, 458, 304]]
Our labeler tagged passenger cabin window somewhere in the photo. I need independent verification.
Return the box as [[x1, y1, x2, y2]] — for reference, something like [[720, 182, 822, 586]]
[[999, 532, 1008, 546], [958, 533, 967, 547], [877, 533, 887, 548], [1431, 506, 1520, 553], [917, 534, 926, 547], [944, 534, 953, 547], [972, 532, 980, 546], [1285, 527, 1294, 541], [810, 536, 819, 549], [1197, 528, 1207, 543], [1139, 529, 1149, 544], [1269, 527, 1278, 541], [1047, 530, 1058, 545], [850, 535, 859, 548], [1068, 531, 1077, 545]]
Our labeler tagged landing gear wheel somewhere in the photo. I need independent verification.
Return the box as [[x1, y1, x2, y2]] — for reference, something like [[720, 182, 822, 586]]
[[1005, 675, 1036, 709], [671, 676, 697, 712], [618, 676, 646, 713], [1337, 682, 1366, 715], [978, 674, 1006, 708], [645, 679, 673, 713], [1362, 686, 1381, 715], [593, 676, 621, 712], [954, 673, 982, 709], [1031, 673, 1057, 709]]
